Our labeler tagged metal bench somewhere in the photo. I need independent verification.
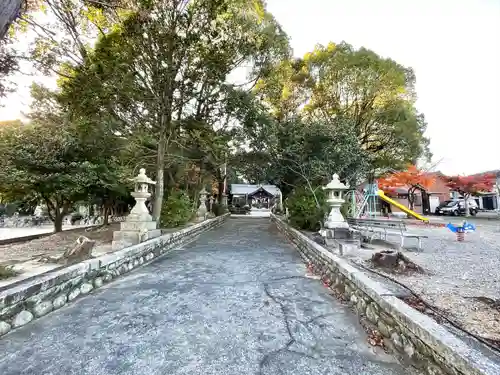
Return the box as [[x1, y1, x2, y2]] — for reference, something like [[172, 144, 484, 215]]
[[347, 217, 427, 250]]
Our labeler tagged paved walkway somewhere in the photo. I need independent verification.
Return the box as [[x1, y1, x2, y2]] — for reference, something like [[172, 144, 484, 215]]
[[0, 219, 413, 375]]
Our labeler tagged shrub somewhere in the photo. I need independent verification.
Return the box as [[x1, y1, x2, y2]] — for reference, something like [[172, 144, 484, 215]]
[[160, 190, 193, 228], [340, 200, 350, 218], [286, 186, 328, 231], [272, 206, 284, 215], [4, 203, 17, 217], [212, 202, 227, 216]]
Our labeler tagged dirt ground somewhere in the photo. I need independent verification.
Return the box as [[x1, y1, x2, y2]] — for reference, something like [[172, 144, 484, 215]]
[[303, 226, 500, 347], [0, 224, 119, 265]]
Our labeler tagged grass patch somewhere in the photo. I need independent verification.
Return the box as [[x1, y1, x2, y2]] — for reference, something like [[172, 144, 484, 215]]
[[0, 265, 18, 280]]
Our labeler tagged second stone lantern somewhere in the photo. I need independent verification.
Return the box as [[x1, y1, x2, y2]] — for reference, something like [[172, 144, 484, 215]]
[[323, 174, 349, 229]]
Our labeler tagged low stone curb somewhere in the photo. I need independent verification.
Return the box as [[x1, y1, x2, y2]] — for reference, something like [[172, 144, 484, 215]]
[[271, 214, 499, 375], [0, 224, 100, 246], [0, 214, 229, 338]]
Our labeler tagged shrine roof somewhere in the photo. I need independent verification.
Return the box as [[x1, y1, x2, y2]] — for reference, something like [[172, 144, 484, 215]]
[[230, 184, 280, 196]]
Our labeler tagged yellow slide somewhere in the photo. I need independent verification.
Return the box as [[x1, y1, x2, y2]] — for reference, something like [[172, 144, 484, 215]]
[[377, 190, 429, 222]]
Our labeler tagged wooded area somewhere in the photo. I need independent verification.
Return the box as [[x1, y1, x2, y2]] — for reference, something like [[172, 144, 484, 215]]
[[0, 0, 431, 231]]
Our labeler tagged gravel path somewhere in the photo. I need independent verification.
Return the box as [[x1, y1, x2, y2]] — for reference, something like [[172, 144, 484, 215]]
[[0, 219, 415, 375], [0, 225, 93, 241], [346, 224, 500, 342], [0, 225, 117, 264]]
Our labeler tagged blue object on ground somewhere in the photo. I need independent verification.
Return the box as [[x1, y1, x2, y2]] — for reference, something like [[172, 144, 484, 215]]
[[446, 222, 476, 233], [463, 222, 476, 232]]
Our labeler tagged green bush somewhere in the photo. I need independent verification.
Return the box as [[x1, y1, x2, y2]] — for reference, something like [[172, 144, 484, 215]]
[[340, 201, 350, 218], [212, 202, 227, 216], [272, 206, 284, 215], [4, 203, 18, 217], [286, 187, 328, 231], [160, 190, 193, 228]]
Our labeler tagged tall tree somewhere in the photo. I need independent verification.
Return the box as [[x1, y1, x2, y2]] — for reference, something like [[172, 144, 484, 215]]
[[61, 0, 289, 221], [0, 121, 100, 232], [254, 42, 431, 172], [237, 112, 368, 201], [0, 82, 132, 231]]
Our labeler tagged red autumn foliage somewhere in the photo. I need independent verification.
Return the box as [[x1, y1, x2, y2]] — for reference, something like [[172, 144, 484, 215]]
[[377, 165, 436, 209], [444, 174, 496, 197], [377, 165, 435, 194]]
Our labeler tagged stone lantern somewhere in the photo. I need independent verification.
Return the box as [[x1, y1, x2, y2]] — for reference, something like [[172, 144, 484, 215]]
[[112, 168, 161, 250], [196, 187, 208, 221], [129, 168, 156, 222], [207, 196, 216, 218], [323, 174, 349, 229]]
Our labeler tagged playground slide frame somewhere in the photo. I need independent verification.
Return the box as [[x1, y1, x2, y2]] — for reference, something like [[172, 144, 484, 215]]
[[377, 190, 429, 222]]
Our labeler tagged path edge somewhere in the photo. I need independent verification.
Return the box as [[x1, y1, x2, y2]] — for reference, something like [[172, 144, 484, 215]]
[[0, 214, 230, 338], [271, 214, 499, 375]]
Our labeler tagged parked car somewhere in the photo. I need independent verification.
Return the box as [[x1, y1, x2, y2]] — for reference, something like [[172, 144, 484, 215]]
[[435, 199, 478, 216]]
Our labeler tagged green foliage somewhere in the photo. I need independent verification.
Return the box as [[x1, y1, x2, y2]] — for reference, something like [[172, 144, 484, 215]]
[[340, 201, 350, 219], [211, 202, 227, 217], [159, 190, 193, 228], [56, 0, 290, 219], [236, 114, 369, 197], [4, 203, 18, 217], [286, 187, 328, 231], [0, 39, 18, 100], [0, 116, 128, 231], [2, 0, 432, 230], [251, 41, 431, 175], [0, 122, 98, 204]]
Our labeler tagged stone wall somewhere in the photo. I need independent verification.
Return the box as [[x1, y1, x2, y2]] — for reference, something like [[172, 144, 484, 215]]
[[0, 214, 229, 338], [271, 214, 499, 375]]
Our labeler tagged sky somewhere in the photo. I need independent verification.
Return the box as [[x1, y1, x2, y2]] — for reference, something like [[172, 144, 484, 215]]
[[1, 0, 499, 176]]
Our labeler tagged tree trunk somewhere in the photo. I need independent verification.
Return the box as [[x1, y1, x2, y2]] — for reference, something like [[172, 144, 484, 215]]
[[217, 180, 224, 204], [103, 204, 110, 225], [54, 212, 63, 233], [152, 135, 166, 222], [0, 0, 22, 40], [216, 167, 225, 205], [464, 193, 470, 217], [407, 187, 416, 211]]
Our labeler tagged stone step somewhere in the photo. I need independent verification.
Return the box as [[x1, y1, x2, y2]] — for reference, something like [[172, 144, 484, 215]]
[[111, 229, 162, 251], [119, 221, 158, 231]]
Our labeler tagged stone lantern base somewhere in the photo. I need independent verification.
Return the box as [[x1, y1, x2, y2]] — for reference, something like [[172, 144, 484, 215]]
[[111, 220, 161, 251], [324, 200, 349, 230]]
